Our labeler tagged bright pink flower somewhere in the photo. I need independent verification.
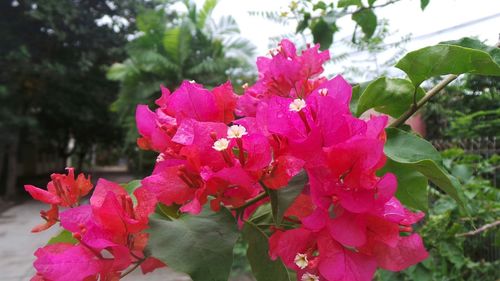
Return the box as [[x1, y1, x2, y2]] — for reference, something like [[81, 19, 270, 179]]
[[25, 168, 92, 208], [33, 243, 103, 281], [25, 168, 92, 232]]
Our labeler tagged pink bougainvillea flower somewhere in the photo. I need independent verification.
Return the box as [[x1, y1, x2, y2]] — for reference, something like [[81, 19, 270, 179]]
[[31, 204, 59, 233], [33, 243, 103, 281], [25, 168, 92, 208], [24, 168, 92, 232]]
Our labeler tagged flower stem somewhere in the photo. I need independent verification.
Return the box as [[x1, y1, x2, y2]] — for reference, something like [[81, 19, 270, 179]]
[[120, 258, 146, 278], [389, 74, 458, 128]]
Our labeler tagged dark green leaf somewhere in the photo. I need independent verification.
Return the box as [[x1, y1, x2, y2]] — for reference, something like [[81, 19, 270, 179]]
[[338, 0, 363, 8], [384, 128, 465, 208], [356, 77, 425, 118], [395, 44, 500, 86], [147, 207, 239, 281], [352, 9, 377, 38], [368, 0, 377, 6], [296, 13, 311, 33], [155, 203, 181, 219], [47, 230, 78, 245], [242, 221, 292, 281], [311, 18, 335, 50], [379, 159, 428, 211], [420, 0, 430, 10], [268, 171, 307, 225]]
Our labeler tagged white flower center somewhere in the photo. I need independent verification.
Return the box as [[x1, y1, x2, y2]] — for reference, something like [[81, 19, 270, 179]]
[[227, 125, 248, 139], [189, 80, 196, 83], [318, 88, 329, 96], [289, 99, 306, 112], [301, 273, 319, 281], [294, 253, 309, 269], [212, 138, 229, 151], [242, 83, 249, 89]]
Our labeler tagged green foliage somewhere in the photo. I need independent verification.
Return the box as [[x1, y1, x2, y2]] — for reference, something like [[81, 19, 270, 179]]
[[378, 150, 500, 281], [311, 18, 336, 51], [109, 1, 256, 149], [47, 230, 78, 245], [352, 9, 377, 39], [379, 159, 428, 211], [242, 221, 292, 281], [147, 207, 239, 281], [267, 172, 306, 225], [422, 74, 500, 140], [396, 44, 500, 86], [272, 0, 423, 49], [384, 128, 465, 209], [356, 77, 425, 118]]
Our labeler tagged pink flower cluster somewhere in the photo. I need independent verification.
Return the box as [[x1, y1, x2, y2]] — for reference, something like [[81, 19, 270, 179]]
[[136, 39, 428, 280], [25, 170, 164, 281], [26, 39, 428, 281]]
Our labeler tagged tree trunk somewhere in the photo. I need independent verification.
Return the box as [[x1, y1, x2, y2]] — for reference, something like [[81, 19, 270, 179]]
[[5, 133, 19, 199]]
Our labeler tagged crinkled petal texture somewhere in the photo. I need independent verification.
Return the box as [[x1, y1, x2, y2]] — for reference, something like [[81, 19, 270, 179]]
[[34, 244, 102, 281]]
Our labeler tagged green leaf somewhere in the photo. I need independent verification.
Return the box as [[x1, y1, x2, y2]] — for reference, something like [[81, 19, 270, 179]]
[[268, 171, 307, 225], [311, 18, 336, 50], [197, 0, 218, 29], [356, 77, 425, 118], [350, 81, 369, 114], [242, 221, 292, 281], [147, 207, 239, 281], [123, 179, 141, 194], [420, 0, 430, 10], [352, 9, 377, 39], [163, 24, 191, 65], [379, 159, 428, 211], [384, 128, 465, 208], [338, 0, 363, 8], [296, 12, 311, 33], [440, 37, 500, 65], [368, 0, 377, 6], [47, 230, 78, 245], [313, 1, 327, 10], [395, 44, 500, 86]]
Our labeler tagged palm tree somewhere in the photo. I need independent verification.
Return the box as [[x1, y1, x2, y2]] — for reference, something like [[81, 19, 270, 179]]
[[108, 0, 256, 146]]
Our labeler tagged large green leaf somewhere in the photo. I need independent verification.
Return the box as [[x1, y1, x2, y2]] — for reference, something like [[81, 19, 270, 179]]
[[379, 159, 428, 211], [268, 171, 307, 225], [396, 44, 500, 86], [441, 37, 500, 65], [242, 221, 292, 281], [352, 9, 377, 38], [47, 230, 78, 245], [384, 128, 465, 208], [356, 77, 425, 118], [147, 207, 239, 281]]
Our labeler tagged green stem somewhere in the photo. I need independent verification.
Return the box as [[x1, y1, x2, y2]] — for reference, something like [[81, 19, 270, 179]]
[[389, 74, 458, 128]]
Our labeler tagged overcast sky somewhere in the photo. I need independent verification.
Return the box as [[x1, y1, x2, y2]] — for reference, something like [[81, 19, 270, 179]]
[[204, 0, 500, 80]]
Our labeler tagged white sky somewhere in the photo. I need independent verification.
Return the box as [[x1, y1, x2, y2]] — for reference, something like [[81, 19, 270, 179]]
[[204, 0, 500, 81]]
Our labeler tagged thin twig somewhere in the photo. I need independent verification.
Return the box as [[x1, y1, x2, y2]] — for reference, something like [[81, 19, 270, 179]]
[[120, 259, 145, 278], [389, 74, 458, 128], [455, 220, 500, 237], [228, 192, 268, 211]]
